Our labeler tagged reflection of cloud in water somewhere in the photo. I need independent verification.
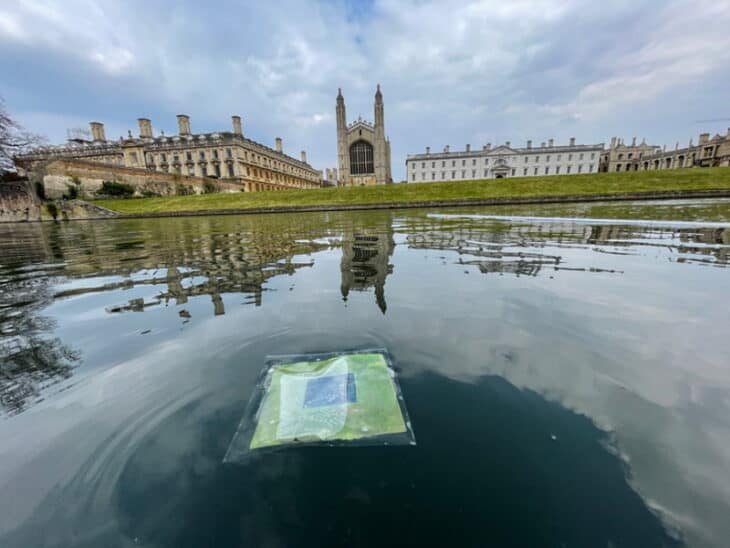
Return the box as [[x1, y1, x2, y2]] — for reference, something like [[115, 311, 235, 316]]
[[1, 206, 729, 546]]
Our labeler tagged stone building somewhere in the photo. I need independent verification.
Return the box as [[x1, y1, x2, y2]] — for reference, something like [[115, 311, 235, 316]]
[[336, 86, 392, 186], [15, 115, 321, 192], [601, 131, 730, 172], [406, 138, 603, 182]]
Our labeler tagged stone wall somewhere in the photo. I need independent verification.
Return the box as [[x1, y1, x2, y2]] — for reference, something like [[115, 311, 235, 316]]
[[39, 158, 246, 199], [0, 179, 41, 222]]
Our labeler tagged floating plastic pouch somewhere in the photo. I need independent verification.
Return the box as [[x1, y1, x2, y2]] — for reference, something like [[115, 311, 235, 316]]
[[224, 349, 415, 462]]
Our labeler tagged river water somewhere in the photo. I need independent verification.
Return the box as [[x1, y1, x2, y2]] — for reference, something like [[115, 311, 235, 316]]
[[1, 199, 729, 547]]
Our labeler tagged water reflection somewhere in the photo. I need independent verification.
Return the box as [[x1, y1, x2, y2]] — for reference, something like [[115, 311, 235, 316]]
[[0, 202, 729, 547]]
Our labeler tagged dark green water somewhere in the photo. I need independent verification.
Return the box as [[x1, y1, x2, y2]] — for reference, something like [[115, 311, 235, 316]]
[[1, 199, 729, 547]]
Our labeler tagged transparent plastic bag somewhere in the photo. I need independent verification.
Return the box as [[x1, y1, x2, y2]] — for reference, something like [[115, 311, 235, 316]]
[[224, 349, 415, 463]]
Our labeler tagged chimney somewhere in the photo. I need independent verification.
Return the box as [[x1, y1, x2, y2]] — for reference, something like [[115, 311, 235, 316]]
[[177, 114, 191, 136], [466, 144, 471, 152], [232, 115, 242, 136], [486, 143, 491, 150], [300, 150, 307, 163], [275, 137, 283, 153], [527, 140, 532, 149], [426, 146, 430, 154], [569, 137, 575, 147], [632, 136, 637, 146], [444, 145, 450, 153], [137, 118, 153, 138], [89, 121, 106, 142], [548, 138, 554, 147], [541, 142, 546, 148], [699, 133, 710, 145], [610, 137, 616, 148]]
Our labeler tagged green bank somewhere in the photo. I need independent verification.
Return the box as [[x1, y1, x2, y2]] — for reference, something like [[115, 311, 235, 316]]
[[95, 168, 730, 215]]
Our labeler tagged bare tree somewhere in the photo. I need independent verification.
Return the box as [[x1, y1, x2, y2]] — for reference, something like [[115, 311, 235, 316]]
[[0, 96, 46, 173]]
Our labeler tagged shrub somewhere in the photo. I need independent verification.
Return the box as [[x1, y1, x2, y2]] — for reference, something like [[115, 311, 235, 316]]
[[65, 183, 78, 200], [176, 183, 194, 196], [99, 181, 134, 197], [202, 181, 217, 194], [45, 202, 58, 220], [34, 181, 46, 200]]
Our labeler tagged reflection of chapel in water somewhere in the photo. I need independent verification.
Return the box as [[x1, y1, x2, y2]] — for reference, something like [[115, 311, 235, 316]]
[[340, 229, 395, 313]]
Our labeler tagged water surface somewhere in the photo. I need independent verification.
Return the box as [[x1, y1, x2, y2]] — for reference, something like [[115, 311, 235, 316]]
[[1, 199, 729, 547]]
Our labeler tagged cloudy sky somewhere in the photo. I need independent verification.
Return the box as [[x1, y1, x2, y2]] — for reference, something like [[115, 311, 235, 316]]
[[1, 0, 730, 179]]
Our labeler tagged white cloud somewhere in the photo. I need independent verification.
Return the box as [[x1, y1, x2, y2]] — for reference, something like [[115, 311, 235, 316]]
[[1, 0, 730, 178]]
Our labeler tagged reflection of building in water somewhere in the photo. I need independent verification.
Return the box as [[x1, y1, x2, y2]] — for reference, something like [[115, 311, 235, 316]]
[[340, 231, 395, 313], [406, 217, 730, 275]]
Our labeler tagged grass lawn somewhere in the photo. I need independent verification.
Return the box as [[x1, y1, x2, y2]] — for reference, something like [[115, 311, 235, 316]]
[[94, 168, 730, 215]]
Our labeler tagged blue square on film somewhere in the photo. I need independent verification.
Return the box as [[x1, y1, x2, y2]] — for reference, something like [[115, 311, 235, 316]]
[[303, 373, 357, 408]]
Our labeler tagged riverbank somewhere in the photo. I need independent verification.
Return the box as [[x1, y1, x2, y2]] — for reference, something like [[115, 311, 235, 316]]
[[93, 168, 730, 217]]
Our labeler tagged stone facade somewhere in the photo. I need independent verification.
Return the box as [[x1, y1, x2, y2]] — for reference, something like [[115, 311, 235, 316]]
[[36, 158, 247, 200], [406, 138, 603, 182], [15, 115, 321, 192], [0, 178, 40, 222], [601, 131, 730, 172], [336, 86, 392, 186]]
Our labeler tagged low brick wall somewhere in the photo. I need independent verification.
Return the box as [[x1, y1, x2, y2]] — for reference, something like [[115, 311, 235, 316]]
[[0, 179, 41, 222], [40, 158, 245, 199]]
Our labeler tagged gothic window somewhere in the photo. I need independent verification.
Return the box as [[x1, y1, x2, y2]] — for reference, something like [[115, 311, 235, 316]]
[[432, 172, 436, 180], [545, 167, 549, 175], [472, 159, 476, 166], [199, 151, 205, 160], [227, 164, 234, 177], [186, 151, 192, 161], [215, 164, 221, 177], [202, 165, 208, 176], [534, 167, 538, 175], [214, 150, 220, 160], [162, 153, 167, 162], [349, 140, 374, 174], [511, 169, 515, 176], [523, 168, 528, 175], [226, 148, 232, 158], [451, 171, 455, 178]]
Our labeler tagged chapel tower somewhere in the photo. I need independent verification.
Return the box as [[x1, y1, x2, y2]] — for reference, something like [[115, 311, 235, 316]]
[[335, 85, 392, 186]]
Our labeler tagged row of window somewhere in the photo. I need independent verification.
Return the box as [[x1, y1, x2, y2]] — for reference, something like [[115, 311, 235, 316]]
[[144, 147, 315, 180], [412, 164, 595, 181], [411, 152, 597, 170]]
